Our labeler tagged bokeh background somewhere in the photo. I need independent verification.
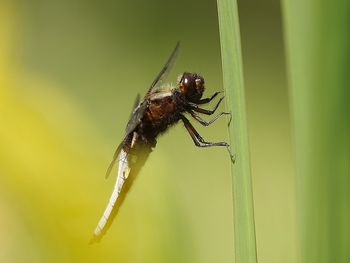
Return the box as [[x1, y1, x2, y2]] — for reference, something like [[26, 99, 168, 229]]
[[0, 0, 296, 262]]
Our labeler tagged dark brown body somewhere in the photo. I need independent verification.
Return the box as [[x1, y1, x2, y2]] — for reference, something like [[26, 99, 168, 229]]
[[122, 69, 231, 155], [137, 89, 184, 147]]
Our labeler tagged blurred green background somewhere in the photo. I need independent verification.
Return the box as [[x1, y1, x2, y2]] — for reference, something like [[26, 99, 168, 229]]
[[0, 0, 296, 262]]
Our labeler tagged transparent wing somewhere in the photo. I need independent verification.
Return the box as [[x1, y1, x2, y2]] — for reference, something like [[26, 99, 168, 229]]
[[124, 99, 147, 136], [104, 42, 179, 178], [105, 143, 123, 179], [127, 94, 141, 123], [105, 94, 146, 179], [145, 41, 180, 97]]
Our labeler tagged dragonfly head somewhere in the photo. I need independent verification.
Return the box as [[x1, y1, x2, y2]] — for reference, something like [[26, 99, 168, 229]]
[[178, 72, 205, 102]]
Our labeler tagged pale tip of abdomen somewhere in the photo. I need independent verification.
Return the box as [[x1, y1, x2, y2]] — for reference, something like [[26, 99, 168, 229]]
[[89, 228, 103, 244], [89, 234, 99, 245]]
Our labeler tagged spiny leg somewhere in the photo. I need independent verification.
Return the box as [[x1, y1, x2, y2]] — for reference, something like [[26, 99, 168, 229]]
[[188, 96, 225, 115], [189, 110, 230, 126], [196, 91, 221, 104], [180, 115, 234, 159]]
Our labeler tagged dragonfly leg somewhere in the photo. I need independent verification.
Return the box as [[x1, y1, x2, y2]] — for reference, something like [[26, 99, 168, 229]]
[[180, 115, 234, 159], [196, 91, 221, 104], [189, 110, 230, 126], [188, 96, 225, 115]]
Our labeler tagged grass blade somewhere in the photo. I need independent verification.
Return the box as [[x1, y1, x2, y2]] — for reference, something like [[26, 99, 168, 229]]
[[282, 0, 350, 262], [216, 1, 258, 262]]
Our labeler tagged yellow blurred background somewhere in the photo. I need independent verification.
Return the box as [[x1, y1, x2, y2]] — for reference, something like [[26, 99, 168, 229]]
[[0, 0, 296, 262]]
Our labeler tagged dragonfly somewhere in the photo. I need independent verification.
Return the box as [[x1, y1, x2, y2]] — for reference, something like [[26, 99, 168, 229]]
[[90, 42, 233, 243]]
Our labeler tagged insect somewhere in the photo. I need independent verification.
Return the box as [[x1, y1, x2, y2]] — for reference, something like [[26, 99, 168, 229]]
[[90, 42, 233, 243]]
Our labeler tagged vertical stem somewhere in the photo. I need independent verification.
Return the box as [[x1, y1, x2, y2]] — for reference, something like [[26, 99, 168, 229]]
[[283, 0, 350, 262], [217, 0, 258, 262]]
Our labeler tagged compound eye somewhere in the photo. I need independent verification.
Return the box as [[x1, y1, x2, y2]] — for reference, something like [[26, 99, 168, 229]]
[[184, 77, 189, 85], [195, 77, 205, 88]]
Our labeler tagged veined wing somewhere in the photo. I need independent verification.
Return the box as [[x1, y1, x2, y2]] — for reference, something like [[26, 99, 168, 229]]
[[128, 94, 141, 122], [124, 99, 148, 136], [104, 42, 179, 178], [105, 94, 147, 179], [145, 41, 180, 97]]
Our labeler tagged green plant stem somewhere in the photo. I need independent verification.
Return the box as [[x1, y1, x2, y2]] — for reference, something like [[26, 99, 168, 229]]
[[216, 0, 258, 262], [283, 0, 350, 262]]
